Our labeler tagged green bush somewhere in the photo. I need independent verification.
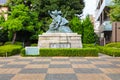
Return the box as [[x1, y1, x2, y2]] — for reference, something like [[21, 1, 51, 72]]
[[4, 42, 11, 45], [98, 46, 120, 57], [0, 45, 22, 57], [21, 48, 98, 57], [83, 44, 97, 48], [4, 41, 23, 46], [105, 42, 120, 48], [0, 42, 3, 46], [31, 43, 37, 46], [20, 48, 25, 56]]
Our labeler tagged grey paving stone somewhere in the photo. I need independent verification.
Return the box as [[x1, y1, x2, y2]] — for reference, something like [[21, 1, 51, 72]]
[[0, 74, 14, 80], [69, 57, 85, 59], [71, 61, 91, 64], [111, 61, 120, 65], [52, 59, 69, 61], [74, 68, 103, 74], [35, 57, 52, 59], [15, 59, 33, 62], [95, 64, 119, 68], [45, 74, 77, 80], [30, 61, 50, 64], [19, 68, 47, 73], [108, 74, 120, 80], [1, 64, 25, 68], [0, 62, 9, 64], [87, 59, 106, 61], [49, 64, 72, 68]]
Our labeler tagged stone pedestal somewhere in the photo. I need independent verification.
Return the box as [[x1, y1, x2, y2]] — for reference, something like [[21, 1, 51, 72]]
[[38, 33, 82, 48]]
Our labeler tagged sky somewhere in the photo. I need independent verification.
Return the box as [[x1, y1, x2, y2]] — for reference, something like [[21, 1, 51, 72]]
[[83, 0, 97, 18]]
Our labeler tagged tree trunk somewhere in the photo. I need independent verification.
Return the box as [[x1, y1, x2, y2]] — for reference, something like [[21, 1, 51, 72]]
[[12, 32, 16, 44]]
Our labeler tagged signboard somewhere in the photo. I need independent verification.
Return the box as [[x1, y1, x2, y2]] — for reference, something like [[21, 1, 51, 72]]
[[25, 47, 39, 55]]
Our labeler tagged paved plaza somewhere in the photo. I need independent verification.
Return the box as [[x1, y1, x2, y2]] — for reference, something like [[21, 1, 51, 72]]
[[0, 54, 120, 80]]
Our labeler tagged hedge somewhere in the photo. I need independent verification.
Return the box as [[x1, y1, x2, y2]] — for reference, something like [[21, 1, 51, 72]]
[[105, 42, 120, 48], [21, 48, 98, 57], [31, 43, 37, 46], [83, 44, 97, 48], [4, 41, 23, 46], [0, 42, 3, 46], [98, 46, 120, 57], [0, 45, 22, 57]]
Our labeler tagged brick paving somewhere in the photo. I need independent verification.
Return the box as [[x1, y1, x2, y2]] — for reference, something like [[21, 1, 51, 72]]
[[0, 54, 120, 80]]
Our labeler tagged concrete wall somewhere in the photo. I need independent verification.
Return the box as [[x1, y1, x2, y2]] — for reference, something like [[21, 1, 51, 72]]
[[112, 22, 120, 42]]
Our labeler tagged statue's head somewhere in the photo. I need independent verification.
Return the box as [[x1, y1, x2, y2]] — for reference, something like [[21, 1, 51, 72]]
[[51, 10, 62, 16]]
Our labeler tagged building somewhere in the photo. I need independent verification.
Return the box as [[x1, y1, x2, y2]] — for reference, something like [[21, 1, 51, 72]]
[[0, 0, 6, 4], [95, 0, 120, 45], [0, 0, 8, 20]]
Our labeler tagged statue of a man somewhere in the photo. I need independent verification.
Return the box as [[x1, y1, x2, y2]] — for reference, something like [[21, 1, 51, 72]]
[[46, 10, 72, 33]]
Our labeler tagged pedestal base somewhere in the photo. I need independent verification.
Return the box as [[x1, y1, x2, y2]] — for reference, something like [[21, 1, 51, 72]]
[[38, 33, 82, 48]]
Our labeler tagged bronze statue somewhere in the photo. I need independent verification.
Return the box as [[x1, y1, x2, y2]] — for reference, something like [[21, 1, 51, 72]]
[[46, 10, 72, 33]]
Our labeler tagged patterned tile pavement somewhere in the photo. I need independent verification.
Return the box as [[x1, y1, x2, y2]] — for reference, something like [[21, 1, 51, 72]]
[[0, 54, 120, 80]]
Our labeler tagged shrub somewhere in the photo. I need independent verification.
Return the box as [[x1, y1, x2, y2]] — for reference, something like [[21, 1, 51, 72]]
[[105, 42, 120, 48], [98, 42, 120, 57], [4, 42, 11, 45], [98, 46, 120, 57], [31, 43, 37, 46], [83, 44, 97, 48], [21, 48, 98, 57], [0, 45, 22, 57], [20, 48, 25, 56], [0, 42, 3, 46], [4, 41, 23, 46], [40, 48, 98, 57]]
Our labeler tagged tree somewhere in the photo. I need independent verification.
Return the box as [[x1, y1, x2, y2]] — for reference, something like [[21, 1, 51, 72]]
[[5, 0, 84, 43], [82, 16, 96, 44], [31, 0, 84, 19], [70, 15, 97, 44], [69, 16, 82, 34], [3, 4, 37, 44], [109, 0, 120, 21], [0, 15, 8, 43], [31, 0, 84, 31]]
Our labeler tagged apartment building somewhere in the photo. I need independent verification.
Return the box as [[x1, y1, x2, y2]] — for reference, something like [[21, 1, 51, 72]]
[[95, 0, 120, 45], [0, 0, 6, 4], [0, 0, 8, 20]]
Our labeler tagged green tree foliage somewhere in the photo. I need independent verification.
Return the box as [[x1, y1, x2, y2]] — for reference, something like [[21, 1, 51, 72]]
[[31, 0, 84, 32], [3, 4, 38, 44], [109, 0, 120, 21], [82, 16, 96, 44], [0, 16, 8, 43], [0, 15, 5, 25], [70, 16, 97, 44], [4, 0, 84, 44], [31, 0, 84, 19], [69, 16, 82, 34]]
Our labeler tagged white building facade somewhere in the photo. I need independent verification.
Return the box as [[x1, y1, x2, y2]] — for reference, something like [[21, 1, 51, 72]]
[[95, 0, 113, 45]]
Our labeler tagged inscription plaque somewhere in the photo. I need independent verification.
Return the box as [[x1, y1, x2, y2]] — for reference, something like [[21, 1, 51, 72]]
[[50, 43, 71, 48]]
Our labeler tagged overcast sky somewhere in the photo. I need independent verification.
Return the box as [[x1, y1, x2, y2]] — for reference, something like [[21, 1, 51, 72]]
[[83, 0, 97, 17]]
